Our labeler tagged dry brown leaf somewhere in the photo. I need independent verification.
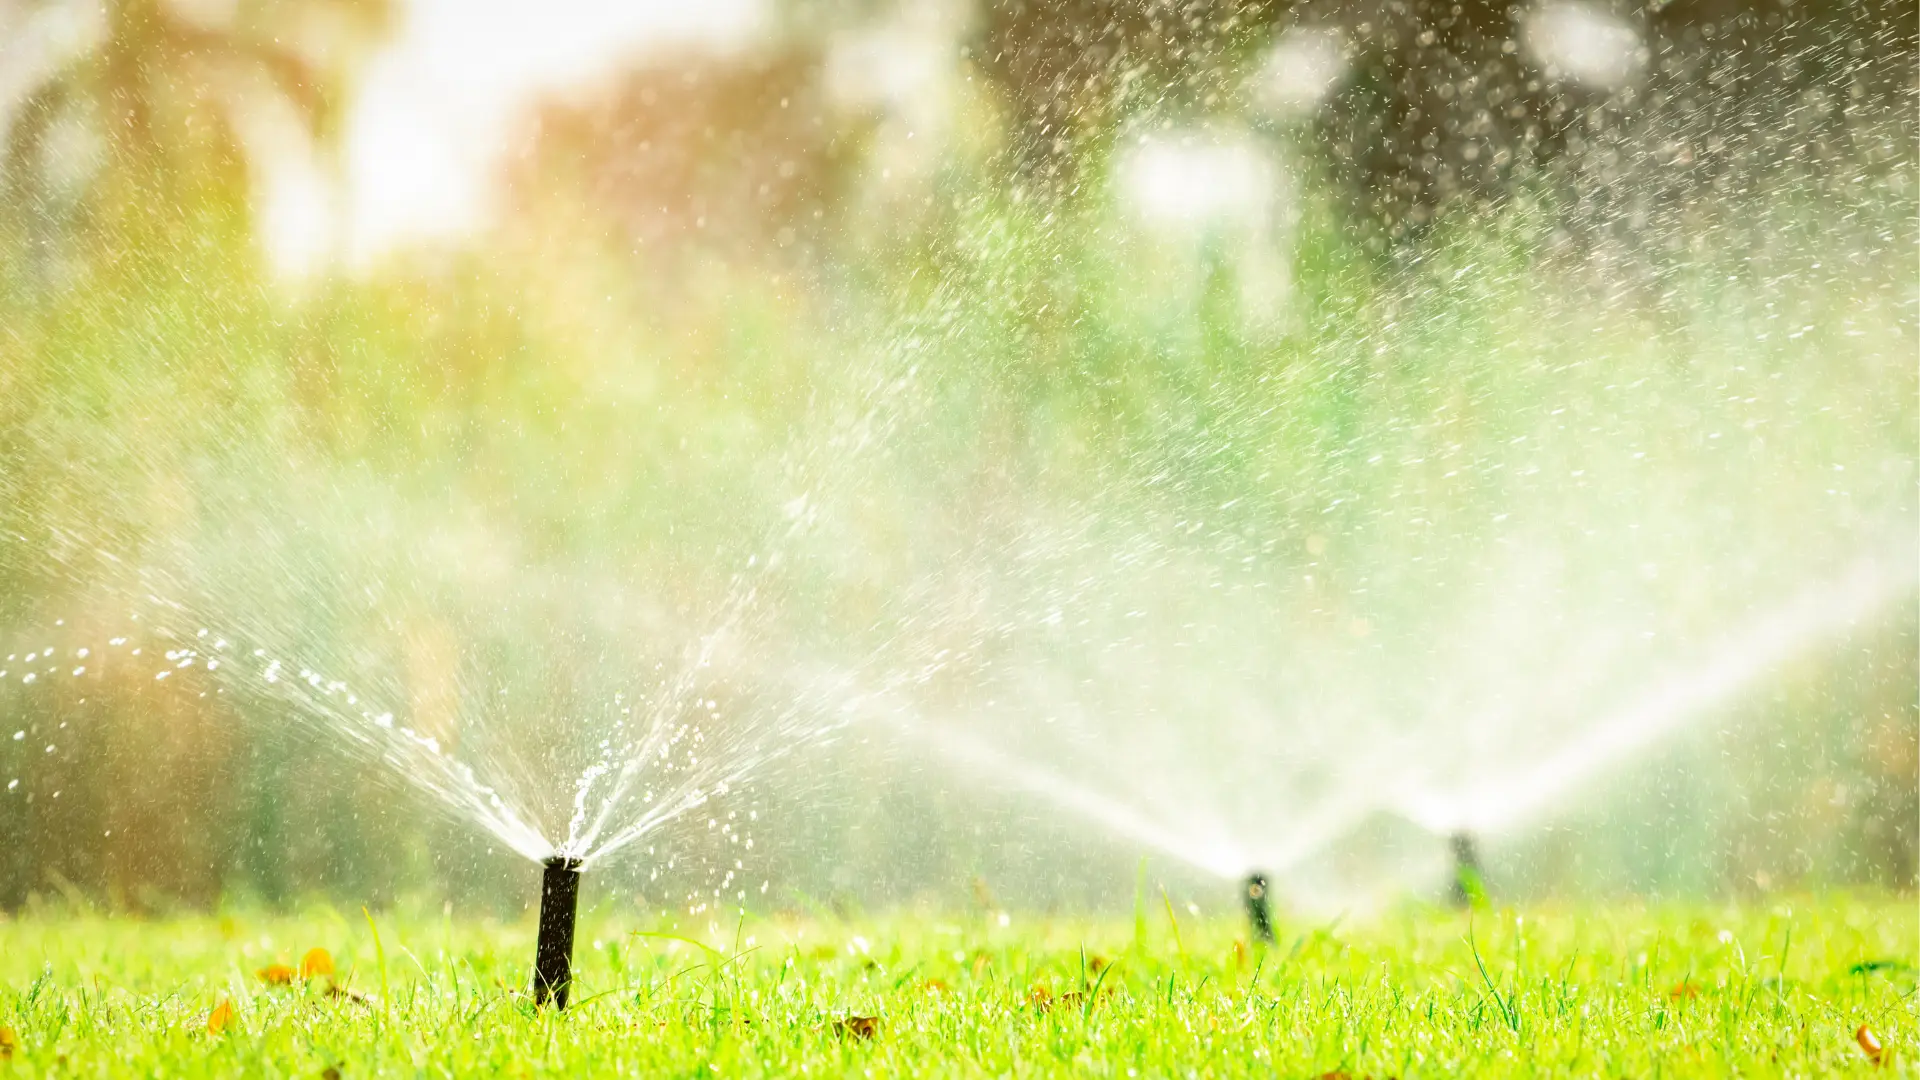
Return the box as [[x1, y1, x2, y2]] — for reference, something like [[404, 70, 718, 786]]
[[302, 948, 335, 979], [258, 964, 297, 985], [921, 978, 952, 993], [1087, 955, 1110, 974], [1857, 1024, 1884, 1066], [833, 1015, 881, 1041], [321, 1067, 342, 1080], [324, 982, 371, 1006], [1668, 982, 1699, 999], [207, 1000, 236, 1035], [1032, 984, 1106, 1015]]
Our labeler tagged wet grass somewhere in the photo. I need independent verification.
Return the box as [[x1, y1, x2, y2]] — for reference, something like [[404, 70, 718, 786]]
[[0, 895, 1913, 1076]]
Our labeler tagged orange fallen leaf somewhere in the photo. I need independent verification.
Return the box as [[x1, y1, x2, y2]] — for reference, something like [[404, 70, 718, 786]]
[[0, 1026, 17, 1058], [207, 1000, 236, 1035], [1028, 985, 1054, 1011], [258, 964, 296, 985], [1668, 982, 1699, 999], [921, 978, 952, 992], [833, 1015, 881, 1041], [301, 948, 335, 979], [1857, 1024, 1884, 1066], [1087, 955, 1110, 974]]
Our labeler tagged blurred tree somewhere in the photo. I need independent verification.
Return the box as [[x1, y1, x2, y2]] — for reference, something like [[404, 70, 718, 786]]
[[1, 0, 389, 269], [975, 0, 1285, 191], [0, 0, 395, 912], [966, 0, 1916, 238], [510, 46, 870, 275], [1305, 0, 1570, 243]]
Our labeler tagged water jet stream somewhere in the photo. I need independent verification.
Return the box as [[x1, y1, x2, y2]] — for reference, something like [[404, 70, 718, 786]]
[[1396, 546, 1918, 838], [855, 689, 1250, 879], [850, 544, 1917, 904]]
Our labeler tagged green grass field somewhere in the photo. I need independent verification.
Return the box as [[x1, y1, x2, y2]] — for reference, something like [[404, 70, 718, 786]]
[[1, 896, 1912, 1077]]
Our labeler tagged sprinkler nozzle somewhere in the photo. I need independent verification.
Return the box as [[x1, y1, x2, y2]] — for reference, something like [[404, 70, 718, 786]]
[[534, 856, 583, 1008], [1447, 831, 1486, 909], [1243, 872, 1275, 945]]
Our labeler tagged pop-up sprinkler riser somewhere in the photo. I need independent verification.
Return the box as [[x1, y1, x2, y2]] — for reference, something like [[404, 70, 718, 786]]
[[1448, 831, 1485, 909], [1243, 872, 1275, 945], [534, 856, 583, 1008]]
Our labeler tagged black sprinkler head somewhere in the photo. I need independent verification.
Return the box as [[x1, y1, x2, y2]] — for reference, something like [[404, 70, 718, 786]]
[[1243, 872, 1276, 945], [1447, 831, 1486, 909], [533, 856, 583, 1008]]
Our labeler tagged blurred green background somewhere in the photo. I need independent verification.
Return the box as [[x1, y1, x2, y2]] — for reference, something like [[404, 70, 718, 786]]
[[0, 0, 1913, 916]]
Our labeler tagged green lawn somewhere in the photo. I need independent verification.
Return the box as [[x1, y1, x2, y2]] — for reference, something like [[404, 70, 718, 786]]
[[0, 896, 1912, 1077]]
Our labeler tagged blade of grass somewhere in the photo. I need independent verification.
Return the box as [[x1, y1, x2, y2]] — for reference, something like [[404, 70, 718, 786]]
[[361, 906, 389, 1020], [1160, 887, 1185, 961], [1467, 919, 1519, 1034]]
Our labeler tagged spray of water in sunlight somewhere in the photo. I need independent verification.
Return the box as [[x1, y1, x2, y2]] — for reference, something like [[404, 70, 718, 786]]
[[1, 0, 1911, 911]]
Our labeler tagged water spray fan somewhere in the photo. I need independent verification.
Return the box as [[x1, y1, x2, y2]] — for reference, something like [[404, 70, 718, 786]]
[[534, 856, 583, 1008]]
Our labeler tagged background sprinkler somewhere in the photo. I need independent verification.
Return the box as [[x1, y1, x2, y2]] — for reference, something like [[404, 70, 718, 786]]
[[534, 856, 583, 1008], [1448, 832, 1487, 908], [1243, 872, 1275, 944]]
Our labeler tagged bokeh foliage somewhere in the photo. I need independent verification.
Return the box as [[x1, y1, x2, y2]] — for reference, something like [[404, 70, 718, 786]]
[[0, 0, 1913, 912]]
